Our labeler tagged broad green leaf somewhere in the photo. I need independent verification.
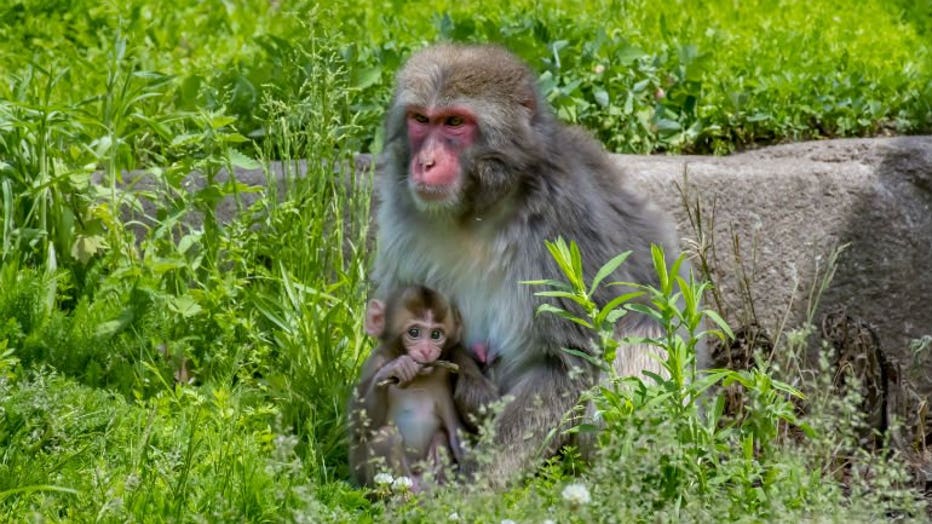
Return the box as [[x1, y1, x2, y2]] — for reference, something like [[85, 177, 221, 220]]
[[617, 45, 647, 65], [351, 66, 382, 90], [594, 88, 609, 108], [70, 234, 107, 264], [209, 115, 237, 129], [170, 294, 203, 318], [226, 148, 261, 170]]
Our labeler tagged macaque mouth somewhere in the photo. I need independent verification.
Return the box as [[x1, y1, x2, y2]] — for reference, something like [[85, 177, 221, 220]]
[[412, 353, 439, 364], [411, 181, 456, 202]]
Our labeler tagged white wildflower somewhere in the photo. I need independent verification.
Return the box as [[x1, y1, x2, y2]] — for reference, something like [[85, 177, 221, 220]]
[[392, 475, 414, 491], [594, 64, 606, 75], [448, 512, 460, 521], [543, 520, 556, 524], [561, 482, 591, 506], [373, 472, 394, 486], [501, 520, 516, 524]]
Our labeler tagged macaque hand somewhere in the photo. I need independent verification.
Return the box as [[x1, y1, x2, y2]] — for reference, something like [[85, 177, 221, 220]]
[[378, 354, 421, 387], [453, 370, 500, 430]]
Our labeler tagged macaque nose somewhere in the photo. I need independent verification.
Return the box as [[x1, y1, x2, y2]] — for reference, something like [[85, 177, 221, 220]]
[[419, 154, 435, 170]]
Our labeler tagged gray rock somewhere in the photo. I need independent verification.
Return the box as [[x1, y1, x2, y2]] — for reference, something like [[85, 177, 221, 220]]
[[619, 136, 932, 394], [113, 137, 932, 392]]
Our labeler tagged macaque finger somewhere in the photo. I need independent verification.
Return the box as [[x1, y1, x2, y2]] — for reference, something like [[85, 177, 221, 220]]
[[394, 355, 421, 385]]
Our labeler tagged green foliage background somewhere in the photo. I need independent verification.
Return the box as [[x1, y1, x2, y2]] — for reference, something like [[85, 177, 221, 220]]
[[0, 0, 930, 521], [2, 0, 930, 158]]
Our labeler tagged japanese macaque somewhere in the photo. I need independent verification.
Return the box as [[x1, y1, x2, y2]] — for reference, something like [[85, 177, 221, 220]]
[[372, 44, 702, 481], [348, 285, 474, 490]]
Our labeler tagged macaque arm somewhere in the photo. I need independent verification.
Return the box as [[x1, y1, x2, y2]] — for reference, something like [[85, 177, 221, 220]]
[[448, 344, 500, 429], [488, 359, 588, 482], [353, 351, 393, 429], [436, 389, 466, 464]]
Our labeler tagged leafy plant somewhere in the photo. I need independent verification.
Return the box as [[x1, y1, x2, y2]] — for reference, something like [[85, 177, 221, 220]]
[[525, 240, 860, 518]]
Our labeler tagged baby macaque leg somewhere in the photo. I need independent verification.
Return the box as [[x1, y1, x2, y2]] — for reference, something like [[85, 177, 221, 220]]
[[423, 429, 455, 485], [368, 425, 410, 481]]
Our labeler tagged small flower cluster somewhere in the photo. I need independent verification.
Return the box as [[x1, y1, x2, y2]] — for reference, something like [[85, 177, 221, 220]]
[[392, 476, 414, 491], [373, 472, 394, 486], [561, 482, 591, 506], [372, 472, 415, 497]]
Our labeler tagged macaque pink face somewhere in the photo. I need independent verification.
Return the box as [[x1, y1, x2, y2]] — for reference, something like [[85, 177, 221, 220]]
[[401, 317, 447, 364], [406, 106, 478, 204]]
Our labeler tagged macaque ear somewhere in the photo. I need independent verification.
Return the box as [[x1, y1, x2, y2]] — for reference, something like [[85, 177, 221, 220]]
[[520, 95, 536, 112], [519, 85, 537, 113], [364, 299, 386, 337], [451, 304, 464, 342]]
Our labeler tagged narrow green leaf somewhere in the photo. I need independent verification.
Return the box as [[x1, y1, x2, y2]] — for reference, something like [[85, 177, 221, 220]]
[[770, 380, 806, 399], [594, 291, 645, 326], [561, 347, 606, 368], [521, 279, 572, 290], [604, 308, 629, 324], [676, 276, 696, 314], [534, 290, 583, 300], [651, 244, 669, 292], [569, 241, 584, 288], [536, 304, 593, 328], [0, 484, 79, 501], [625, 303, 663, 322], [669, 252, 685, 283], [588, 250, 632, 296], [702, 310, 734, 339], [545, 238, 575, 282], [621, 334, 662, 347]]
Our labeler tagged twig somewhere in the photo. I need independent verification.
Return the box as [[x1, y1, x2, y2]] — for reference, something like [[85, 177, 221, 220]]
[[376, 360, 460, 387]]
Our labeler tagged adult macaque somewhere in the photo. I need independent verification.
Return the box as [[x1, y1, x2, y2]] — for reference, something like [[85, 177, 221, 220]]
[[348, 285, 473, 490], [372, 44, 701, 480]]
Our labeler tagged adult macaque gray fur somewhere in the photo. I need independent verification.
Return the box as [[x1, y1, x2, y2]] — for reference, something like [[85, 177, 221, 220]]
[[371, 43, 699, 481]]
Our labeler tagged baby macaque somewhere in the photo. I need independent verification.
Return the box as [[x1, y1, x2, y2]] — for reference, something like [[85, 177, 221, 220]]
[[348, 285, 467, 490]]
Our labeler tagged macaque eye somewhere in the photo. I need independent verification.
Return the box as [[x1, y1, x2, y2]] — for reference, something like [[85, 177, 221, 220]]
[[445, 116, 464, 127], [407, 327, 421, 338], [430, 329, 443, 340], [411, 113, 429, 124]]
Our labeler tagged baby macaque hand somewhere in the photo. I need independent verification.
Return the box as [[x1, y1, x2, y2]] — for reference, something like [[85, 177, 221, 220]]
[[380, 354, 421, 387]]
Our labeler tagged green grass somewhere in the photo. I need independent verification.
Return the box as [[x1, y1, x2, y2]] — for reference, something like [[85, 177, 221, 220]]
[[0, 0, 930, 521]]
